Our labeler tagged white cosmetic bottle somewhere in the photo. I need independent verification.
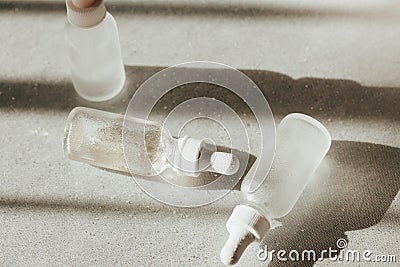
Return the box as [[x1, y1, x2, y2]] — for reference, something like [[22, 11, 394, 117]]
[[65, 0, 125, 102], [220, 113, 332, 265]]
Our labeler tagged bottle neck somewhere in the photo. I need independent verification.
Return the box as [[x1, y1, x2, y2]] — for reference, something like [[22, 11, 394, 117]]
[[242, 201, 273, 223], [66, 0, 107, 27], [163, 135, 240, 177]]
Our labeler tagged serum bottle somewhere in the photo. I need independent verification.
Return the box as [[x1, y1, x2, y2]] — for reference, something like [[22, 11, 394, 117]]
[[220, 114, 331, 265], [65, 0, 125, 102]]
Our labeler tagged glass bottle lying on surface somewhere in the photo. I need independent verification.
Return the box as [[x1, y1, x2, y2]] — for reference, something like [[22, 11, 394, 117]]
[[220, 113, 332, 265], [63, 107, 240, 185]]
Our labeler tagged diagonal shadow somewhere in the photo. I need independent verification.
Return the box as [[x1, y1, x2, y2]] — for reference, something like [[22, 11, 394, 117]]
[[1, 65, 399, 124], [0, 147, 255, 214], [260, 140, 400, 266], [0, 193, 241, 216], [0, 141, 399, 238], [0, 1, 380, 19]]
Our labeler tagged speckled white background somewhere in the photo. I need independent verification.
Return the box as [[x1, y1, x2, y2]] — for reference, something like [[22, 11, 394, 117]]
[[0, 1, 399, 266]]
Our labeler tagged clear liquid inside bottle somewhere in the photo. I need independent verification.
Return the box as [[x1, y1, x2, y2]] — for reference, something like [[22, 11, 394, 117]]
[[63, 107, 240, 182], [63, 107, 170, 175]]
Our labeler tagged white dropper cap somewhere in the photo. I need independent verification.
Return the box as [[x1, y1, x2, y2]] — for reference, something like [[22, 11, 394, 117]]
[[171, 137, 240, 177], [66, 0, 106, 27], [220, 205, 270, 266], [210, 152, 240, 176]]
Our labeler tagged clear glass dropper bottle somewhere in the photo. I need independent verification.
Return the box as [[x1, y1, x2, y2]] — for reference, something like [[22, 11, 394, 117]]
[[63, 107, 240, 181], [220, 113, 331, 265]]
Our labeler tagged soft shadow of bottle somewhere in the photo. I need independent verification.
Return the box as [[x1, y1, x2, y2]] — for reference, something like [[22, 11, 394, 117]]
[[260, 140, 400, 267]]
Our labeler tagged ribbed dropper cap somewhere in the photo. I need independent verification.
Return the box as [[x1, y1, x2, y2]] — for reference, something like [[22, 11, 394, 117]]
[[220, 205, 270, 265], [66, 0, 106, 27]]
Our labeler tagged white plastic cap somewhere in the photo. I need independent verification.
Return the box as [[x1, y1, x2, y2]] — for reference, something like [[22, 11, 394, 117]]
[[171, 137, 239, 177], [66, 0, 106, 27], [210, 152, 240, 176], [220, 205, 270, 266]]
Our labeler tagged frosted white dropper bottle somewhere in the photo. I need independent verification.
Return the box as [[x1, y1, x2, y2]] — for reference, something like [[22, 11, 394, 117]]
[[63, 107, 239, 181], [220, 113, 331, 265], [65, 0, 125, 102]]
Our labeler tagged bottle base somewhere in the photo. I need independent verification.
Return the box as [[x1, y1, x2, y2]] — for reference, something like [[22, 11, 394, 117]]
[[74, 72, 126, 102]]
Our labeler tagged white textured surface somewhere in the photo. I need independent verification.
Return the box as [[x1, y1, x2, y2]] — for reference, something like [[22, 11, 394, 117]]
[[0, 1, 399, 266]]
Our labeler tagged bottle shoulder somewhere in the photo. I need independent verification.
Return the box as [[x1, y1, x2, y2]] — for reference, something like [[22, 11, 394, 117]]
[[65, 12, 118, 38]]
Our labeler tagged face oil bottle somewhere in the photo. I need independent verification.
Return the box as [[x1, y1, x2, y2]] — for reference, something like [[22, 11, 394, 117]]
[[221, 113, 331, 265], [63, 107, 240, 181], [65, 0, 125, 102]]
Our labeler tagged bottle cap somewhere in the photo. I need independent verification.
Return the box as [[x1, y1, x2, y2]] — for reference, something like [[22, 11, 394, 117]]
[[66, 0, 106, 27], [210, 152, 240, 176], [171, 137, 239, 177], [220, 205, 270, 265]]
